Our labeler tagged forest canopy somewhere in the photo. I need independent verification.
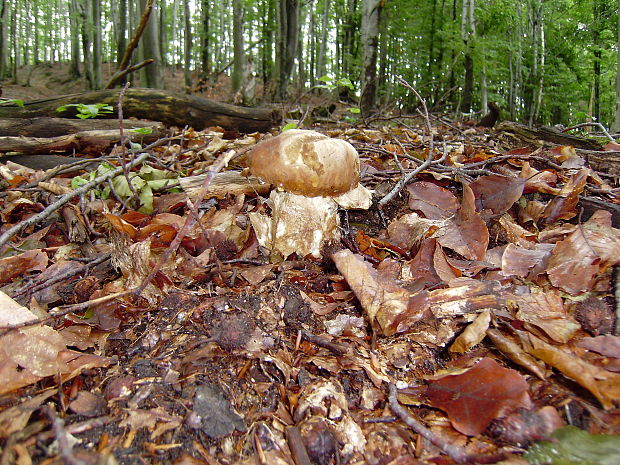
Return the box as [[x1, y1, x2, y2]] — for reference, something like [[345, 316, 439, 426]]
[[0, 0, 619, 129]]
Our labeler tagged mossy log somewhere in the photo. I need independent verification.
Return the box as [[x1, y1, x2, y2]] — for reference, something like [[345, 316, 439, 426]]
[[0, 88, 280, 133]]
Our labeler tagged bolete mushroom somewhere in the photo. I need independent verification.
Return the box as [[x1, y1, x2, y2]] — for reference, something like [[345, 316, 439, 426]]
[[246, 129, 372, 260]]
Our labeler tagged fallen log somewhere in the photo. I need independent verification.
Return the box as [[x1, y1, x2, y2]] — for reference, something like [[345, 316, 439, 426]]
[[0, 128, 165, 154], [0, 88, 280, 132], [0, 117, 164, 138], [496, 121, 603, 150]]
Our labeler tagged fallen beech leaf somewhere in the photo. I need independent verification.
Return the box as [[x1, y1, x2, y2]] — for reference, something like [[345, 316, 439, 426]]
[[0, 249, 48, 284], [546, 210, 620, 295], [577, 335, 620, 359], [449, 309, 491, 353], [424, 357, 532, 436], [542, 168, 589, 223], [523, 332, 620, 409], [436, 183, 489, 260], [513, 291, 580, 343], [519, 162, 559, 195], [406, 181, 459, 219], [331, 249, 429, 336], [387, 212, 445, 251], [486, 329, 548, 380], [501, 243, 554, 278], [470, 174, 525, 215]]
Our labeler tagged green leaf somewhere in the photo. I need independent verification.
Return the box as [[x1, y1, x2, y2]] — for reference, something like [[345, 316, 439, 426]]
[[525, 426, 620, 465], [2, 98, 24, 107], [128, 127, 154, 135], [318, 75, 333, 83], [348, 107, 361, 114], [138, 184, 154, 214], [281, 122, 298, 131], [71, 176, 88, 189]]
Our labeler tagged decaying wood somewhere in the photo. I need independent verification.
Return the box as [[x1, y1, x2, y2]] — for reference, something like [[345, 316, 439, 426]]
[[180, 170, 271, 199], [0, 128, 165, 155], [580, 150, 620, 177], [0, 88, 280, 132], [0, 129, 166, 155], [0, 117, 164, 138], [496, 121, 603, 150]]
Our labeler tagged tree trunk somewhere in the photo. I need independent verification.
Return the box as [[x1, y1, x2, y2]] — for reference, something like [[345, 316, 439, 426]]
[[184, 0, 193, 89], [275, 0, 299, 100], [316, 0, 330, 80], [460, 0, 476, 113], [592, 0, 603, 123], [360, 0, 382, 118], [232, 0, 244, 93], [612, 0, 620, 132], [0, 0, 7, 79], [139, 0, 164, 89], [200, 0, 210, 77], [92, 0, 102, 89], [81, 0, 95, 90], [69, 0, 81, 79], [116, 0, 127, 65], [0, 89, 280, 132]]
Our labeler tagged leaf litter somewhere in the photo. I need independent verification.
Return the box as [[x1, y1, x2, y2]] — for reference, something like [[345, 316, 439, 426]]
[[0, 114, 619, 465]]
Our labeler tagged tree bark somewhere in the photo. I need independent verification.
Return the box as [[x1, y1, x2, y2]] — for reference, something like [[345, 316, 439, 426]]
[[360, 0, 382, 118], [139, 0, 164, 89], [184, 0, 193, 89], [0, 117, 164, 138], [0, 89, 280, 132], [275, 0, 300, 100], [232, 0, 244, 93], [69, 0, 81, 79], [613, 0, 620, 132]]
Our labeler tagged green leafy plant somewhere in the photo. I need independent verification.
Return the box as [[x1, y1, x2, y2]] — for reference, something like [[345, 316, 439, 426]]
[[72, 162, 180, 214], [315, 75, 355, 91], [127, 127, 154, 135], [1, 98, 24, 107], [56, 103, 114, 119]]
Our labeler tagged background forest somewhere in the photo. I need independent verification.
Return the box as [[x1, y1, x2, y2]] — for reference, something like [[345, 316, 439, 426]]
[[1, 0, 619, 129]]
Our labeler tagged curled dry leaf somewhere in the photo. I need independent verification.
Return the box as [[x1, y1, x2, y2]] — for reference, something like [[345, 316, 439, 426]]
[[522, 332, 620, 409], [449, 309, 491, 353]]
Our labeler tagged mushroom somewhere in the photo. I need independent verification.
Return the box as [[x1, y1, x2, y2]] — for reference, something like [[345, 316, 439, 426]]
[[246, 129, 372, 260]]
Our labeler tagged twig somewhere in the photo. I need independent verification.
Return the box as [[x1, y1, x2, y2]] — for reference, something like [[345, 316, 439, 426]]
[[44, 405, 88, 465], [379, 78, 442, 206], [388, 384, 509, 464], [562, 122, 615, 143], [0, 290, 132, 336], [285, 426, 313, 465], [134, 150, 237, 295], [10, 253, 111, 299], [0, 151, 150, 250]]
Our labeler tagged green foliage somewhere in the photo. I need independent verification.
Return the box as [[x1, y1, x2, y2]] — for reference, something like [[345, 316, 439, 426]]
[[72, 163, 180, 214], [314, 75, 355, 91], [1, 99, 24, 107], [127, 127, 154, 135], [281, 122, 298, 131], [56, 103, 114, 119], [525, 426, 620, 465]]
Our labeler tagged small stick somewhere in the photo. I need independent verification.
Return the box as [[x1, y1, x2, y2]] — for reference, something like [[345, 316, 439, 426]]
[[285, 426, 313, 465]]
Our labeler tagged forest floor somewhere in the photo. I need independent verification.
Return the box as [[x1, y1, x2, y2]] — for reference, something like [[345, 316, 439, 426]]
[[1, 63, 620, 465]]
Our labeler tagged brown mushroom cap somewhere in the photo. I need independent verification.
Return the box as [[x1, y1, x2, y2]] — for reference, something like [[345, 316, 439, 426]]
[[247, 129, 360, 197]]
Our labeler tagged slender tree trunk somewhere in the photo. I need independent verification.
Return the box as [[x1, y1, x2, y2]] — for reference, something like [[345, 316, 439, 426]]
[[0, 0, 9, 79], [81, 0, 94, 89], [232, 0, 244, 93], [69, 0, 81, 78], [184, 0, 192, 88], [139, 0, 164, 89], [316, 0, 330, 79], [92, 0, 102, 89], [461, 0, 476, 113], [592, 0, 603, 122], [10, 0, 16, 82], [480, 49, 487, 113], [612, 0, 620, 132], [200, 0, 210, 77], [360, 0, 382, 118], [275, 0, 299, 100]]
